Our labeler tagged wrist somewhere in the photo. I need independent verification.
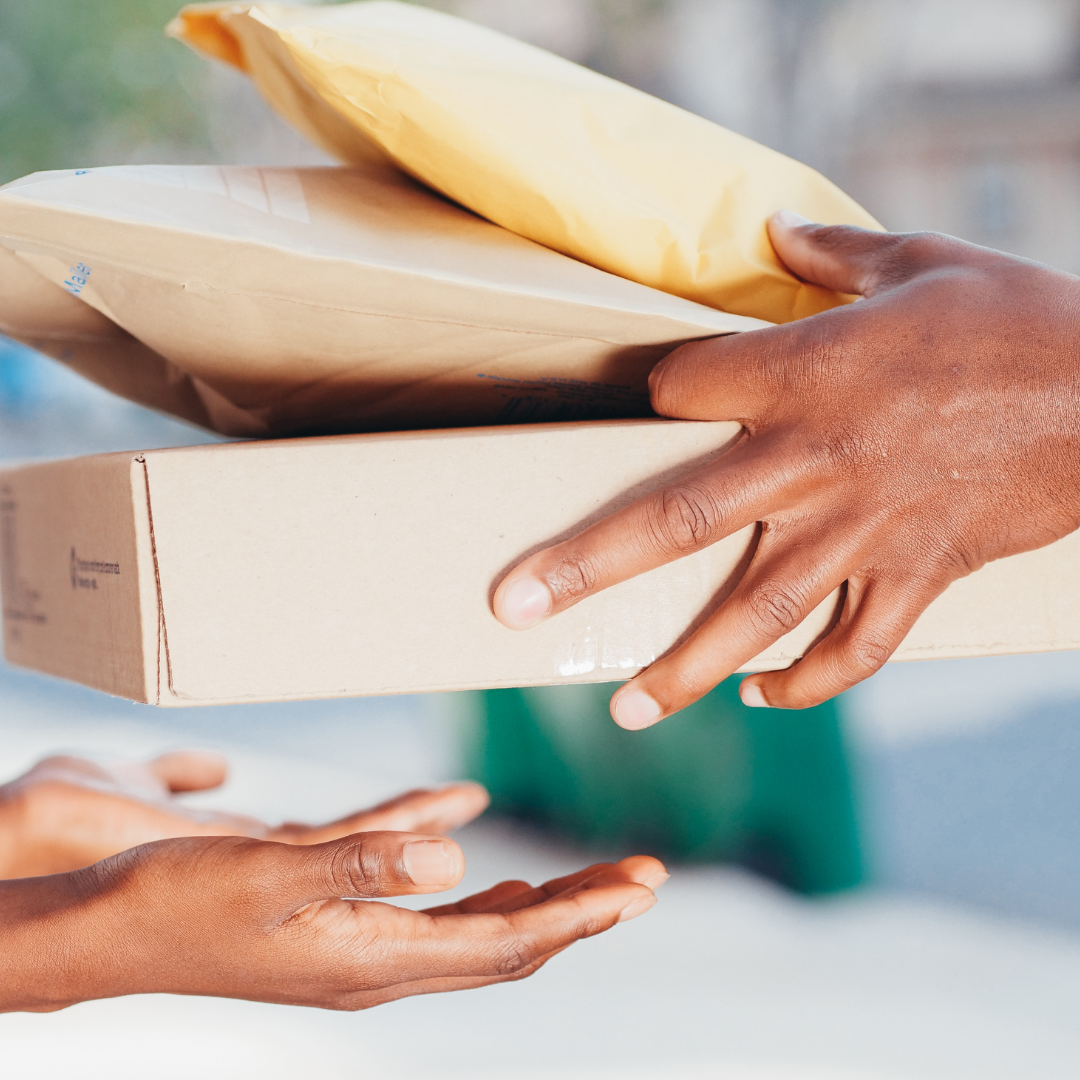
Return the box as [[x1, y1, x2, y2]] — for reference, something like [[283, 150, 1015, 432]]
[[0, 870, 125, 1012]]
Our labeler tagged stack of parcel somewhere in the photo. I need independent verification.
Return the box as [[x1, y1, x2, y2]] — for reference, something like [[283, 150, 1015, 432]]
[[1, 1, 1077, 707]]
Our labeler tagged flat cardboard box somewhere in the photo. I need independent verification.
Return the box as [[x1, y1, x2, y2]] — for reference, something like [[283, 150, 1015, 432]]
[[3, 419, 1079, 706]]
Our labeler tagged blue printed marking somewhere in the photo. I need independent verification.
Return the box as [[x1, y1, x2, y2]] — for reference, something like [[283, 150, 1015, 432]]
[[62, 262, 92, 296]]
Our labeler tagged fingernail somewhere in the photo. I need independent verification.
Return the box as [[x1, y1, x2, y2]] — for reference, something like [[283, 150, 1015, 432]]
[[499, 576, 552, 630], [740, 681, 769, 708], [403, 840, 457, 886], [772, 209, 813, 228], [613, 688, 663, 730], [643, 870, 670, 891], [617, 894, 658, 923]]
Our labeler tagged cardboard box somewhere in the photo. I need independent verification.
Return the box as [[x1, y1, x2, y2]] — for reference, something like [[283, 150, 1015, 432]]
[[4, 419, 1080, 707]]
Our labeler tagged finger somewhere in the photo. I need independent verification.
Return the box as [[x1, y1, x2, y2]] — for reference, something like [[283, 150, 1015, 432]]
[[609, 524, 860, 728], [647, 222, 965, 423], [489, 857, 670, 914], [423, 879, 533, 917], [274, 783, 489, 846], [280, 831, 466, 901], [353, 879, 657, 986], [18, 755, 119, 788], [582, 855, 669, 892], [740, 571, 948, 709], [493, 435, 802, 629], [649, 225, 972, 425], [336, 784, 489, 835], [478, 866, 611, 913], [767, 211, 910, 297], [421, 869, 607, 919], [647, 218, 897, 424], [500, 856, 670, 909], [423, 856, 668, 917], [334, 947, 572, 1010], [147, 751, 228, 794]]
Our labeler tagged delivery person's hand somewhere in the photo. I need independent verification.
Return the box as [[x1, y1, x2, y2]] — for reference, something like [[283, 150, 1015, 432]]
[[0, 749, 489, 878], [494, 214, 1080, 723], [0, 834, 665, 1011]]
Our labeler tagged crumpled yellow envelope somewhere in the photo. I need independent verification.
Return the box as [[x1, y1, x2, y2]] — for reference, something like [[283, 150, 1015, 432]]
[[169, 1, 882, 324]]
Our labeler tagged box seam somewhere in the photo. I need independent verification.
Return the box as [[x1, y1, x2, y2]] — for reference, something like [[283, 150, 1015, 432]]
[[134, 455, 173, 704]]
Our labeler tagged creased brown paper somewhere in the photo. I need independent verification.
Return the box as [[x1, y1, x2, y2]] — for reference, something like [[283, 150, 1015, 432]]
[[0, 164, 764, 437]]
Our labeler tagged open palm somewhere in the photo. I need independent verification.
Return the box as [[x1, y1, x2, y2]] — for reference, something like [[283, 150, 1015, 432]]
[[0, 750, 489, 878]]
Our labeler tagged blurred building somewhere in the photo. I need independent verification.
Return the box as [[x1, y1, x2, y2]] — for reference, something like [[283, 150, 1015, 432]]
[[676, 0, 1080, 272]]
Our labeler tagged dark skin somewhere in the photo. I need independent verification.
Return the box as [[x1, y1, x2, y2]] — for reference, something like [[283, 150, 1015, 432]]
[[7, 210, 1071, 1008], [494, 211, 1080, 727], [0, 751, 666, 1011]]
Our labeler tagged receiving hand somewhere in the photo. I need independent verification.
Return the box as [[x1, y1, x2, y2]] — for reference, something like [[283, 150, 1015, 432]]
[[2, 832, 666, 1011], [0, 750, 489, 878], [494, 213, 1080, 721]]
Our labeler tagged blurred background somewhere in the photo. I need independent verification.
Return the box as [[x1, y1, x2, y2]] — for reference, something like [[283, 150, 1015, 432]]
[[4, 1, 1080, 1078]]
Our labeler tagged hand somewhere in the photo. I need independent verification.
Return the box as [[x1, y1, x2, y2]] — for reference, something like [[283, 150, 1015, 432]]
[[0, 750, 489, 878], [1, 832, 666, 1011], [493, 213, 1080, 721]]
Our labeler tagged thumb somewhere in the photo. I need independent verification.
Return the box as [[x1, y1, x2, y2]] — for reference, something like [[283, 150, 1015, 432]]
[[287, 831, 466, 901], [148, 750, 229, 793], [768, 210, 906, 298]]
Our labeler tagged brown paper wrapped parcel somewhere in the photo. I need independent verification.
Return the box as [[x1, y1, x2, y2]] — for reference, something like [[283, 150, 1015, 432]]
[[0, 163, 768, 437]]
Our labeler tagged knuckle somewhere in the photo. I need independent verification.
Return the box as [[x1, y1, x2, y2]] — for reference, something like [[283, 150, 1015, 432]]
[[932, 545, 985, 581], [167, 837, 298, 911], [547, 552, 601, 602], [490, 934, 536, 977], [330, 839, 387, 897], [842, 628, 894, 675], [745, 580, 811, 636], [772, 323, 842, 396], [232, 841, 290, 887], [812, 424, 885, 478], [804, 223, 867, 254], [648, 485, 723, 555], [16, 777, 72, 810], [871, 231, 959, 287], [28, 755, 80, 774]]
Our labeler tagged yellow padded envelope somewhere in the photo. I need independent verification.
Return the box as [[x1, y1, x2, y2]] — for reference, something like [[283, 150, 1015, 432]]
[[169, 1, 882, 324]]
